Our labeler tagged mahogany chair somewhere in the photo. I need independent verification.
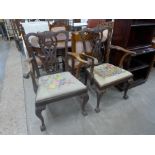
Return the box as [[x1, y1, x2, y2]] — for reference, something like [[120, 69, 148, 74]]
[[49, 20, 72, 52], [10, 19, 25, 51], [49, 20, 69, 32], [24, 30, 89, 131], [70, 23, 135, 112]]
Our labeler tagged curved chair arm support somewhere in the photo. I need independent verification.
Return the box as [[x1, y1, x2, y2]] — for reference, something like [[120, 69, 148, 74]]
[[67, 52, 89, 65], [79, 53, 96, 79], [80, 52, 96, 65], [110, 45, 136, 68], [110, 45, 136, 55]]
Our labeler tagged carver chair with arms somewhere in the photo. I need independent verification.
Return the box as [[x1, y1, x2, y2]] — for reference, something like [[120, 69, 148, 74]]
[[72, 24, 136, 113], [24, 30, 89, 131]]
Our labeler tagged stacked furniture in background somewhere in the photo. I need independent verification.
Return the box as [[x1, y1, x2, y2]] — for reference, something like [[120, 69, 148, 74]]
[[112, 19, 155, 89]]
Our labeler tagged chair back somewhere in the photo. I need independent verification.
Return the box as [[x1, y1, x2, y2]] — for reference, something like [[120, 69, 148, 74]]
[[71, 24, 113, 63], [25, 30, 69, 77], [71, 31, 92, 54], [49, 20, 69, 31], [97, 21, 114, 62]]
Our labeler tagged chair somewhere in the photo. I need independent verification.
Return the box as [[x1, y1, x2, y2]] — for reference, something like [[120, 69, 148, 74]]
[[49, 20, 69, 32], [87, 19, 106, 28], [49, 21, 72, 67], [10, 19, 25, 51], [24, 30, 89, 131], [71, 25, 135, 112]]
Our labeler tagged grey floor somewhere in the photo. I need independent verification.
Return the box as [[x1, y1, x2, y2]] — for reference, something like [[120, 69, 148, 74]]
[[0, 39, 27, 134], [0, 39, 9, 99], [1, 38, 155, 135]]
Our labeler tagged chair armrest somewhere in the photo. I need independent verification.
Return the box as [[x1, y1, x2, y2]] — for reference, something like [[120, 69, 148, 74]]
[[80, 52, 97, 66], [80, 52, 96, 61], [110, 45, 136, 68], [110, 45, 136, 56], [67, 52, 89, 65]]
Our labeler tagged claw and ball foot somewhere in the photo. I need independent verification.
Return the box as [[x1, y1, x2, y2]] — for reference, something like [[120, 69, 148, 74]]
[[95, 107, 100, 113]]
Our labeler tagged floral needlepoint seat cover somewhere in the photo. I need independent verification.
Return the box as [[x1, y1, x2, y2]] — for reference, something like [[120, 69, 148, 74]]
[[87, 63, 132, 87], [36, 72, 87, 102]]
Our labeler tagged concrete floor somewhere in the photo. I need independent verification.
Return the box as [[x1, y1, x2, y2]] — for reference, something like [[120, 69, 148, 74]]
[[23, 71, 155, 135], [0, 38, 10, 99], [22, 43, 155, 135], [0, 39, 27, 134], [1, 39, 155, 134]]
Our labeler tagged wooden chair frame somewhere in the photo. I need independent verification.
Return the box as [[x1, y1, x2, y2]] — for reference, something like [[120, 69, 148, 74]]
[[24, 30, 89, 131], [71, 24, 136, 112]]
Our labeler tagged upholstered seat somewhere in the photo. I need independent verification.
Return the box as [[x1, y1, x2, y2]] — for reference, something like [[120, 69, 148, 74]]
[[87, 63, 132, 88], [51, 26, 66, 32], [57, 41, 71, 48], [50, 26, 72, 40], [36, 72, 87, 102], [25, 31, 89, 131]]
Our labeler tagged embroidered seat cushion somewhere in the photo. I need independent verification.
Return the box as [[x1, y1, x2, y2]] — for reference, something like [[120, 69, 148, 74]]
[[87, 63, 132, 87], [36, 72, 87, 102]]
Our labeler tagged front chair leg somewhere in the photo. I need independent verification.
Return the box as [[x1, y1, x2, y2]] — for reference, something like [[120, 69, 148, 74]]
[[123, 78, 132, 99], [95, 91, 104, 113], [35, 105, 46, 131], [81, 93, 89, 116]]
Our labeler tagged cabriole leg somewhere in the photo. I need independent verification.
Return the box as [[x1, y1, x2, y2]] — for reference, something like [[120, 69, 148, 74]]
[[81, 93, 89, 116], [95, 91, 103, 113], [35, 105, 46, 131], [123, 79, 132, 99]]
